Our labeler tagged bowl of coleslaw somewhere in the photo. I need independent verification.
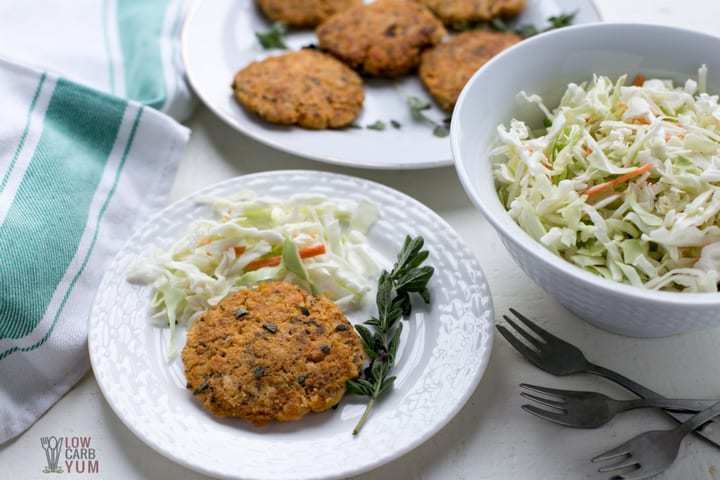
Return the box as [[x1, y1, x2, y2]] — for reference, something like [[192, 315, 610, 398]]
[[452, 23, 720, 337]]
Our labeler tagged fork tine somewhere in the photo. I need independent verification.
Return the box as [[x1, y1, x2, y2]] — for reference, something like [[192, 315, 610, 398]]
[[519, 383, 572, 399], [597, 457, 638, 474], [521, 404, 573, 426], [503, 315, 544, 349], [592, 442, 632, 463], [520, 392, 566, 409], [496, 325, 541, 364], [509, 308, 558, 342]]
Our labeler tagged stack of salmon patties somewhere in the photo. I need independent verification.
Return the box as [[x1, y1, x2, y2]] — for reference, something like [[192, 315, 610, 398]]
[[232, 0, 527, 129]]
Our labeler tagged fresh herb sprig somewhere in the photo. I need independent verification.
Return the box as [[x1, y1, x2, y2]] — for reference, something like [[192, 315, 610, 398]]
[[347, 236, 434, 435], [408, 96, 449, 138], [256, 22, 288, 50]]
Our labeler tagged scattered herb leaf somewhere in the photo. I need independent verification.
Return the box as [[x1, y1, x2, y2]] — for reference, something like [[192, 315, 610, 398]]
[[491, 18, 510, 32], [390, 119, 402, 129], [347, 123, 362, 129], [514, 12, 577, 38], [548, 12, 576, 29], [433, 125, 450, 138], [366, 120, 387, 131], [407, 96, 448, 138], [408, 96, 432, 121], [347, 236, 434, 435], [256, 22, 288, 50]]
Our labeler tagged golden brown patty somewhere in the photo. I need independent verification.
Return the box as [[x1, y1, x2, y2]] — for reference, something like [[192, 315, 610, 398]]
[[414, 0, 526, 26], [419, 30, 520, 111], [257, 0, 362, 28], [316, 0, 446, 77], [182, 281, 365, 426], [231, 49, 364, 129]]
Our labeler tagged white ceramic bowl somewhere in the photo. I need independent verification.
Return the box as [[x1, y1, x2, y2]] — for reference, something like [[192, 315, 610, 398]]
[[452, 23, 720, 337]]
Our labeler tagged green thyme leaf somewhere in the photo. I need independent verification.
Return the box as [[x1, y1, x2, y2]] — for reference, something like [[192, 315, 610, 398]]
[[378, 376, 396, 397], [548, 12, 576, 29], [255, 22, 288, 50], [515, 12, 576, 39], [490, 18, 510, 32], [433, 125, 450, 137], [407, 97, 450, 138], [366, 120, 386, 131], [408, 96, 432, 121], [388, 324, 402, 364]]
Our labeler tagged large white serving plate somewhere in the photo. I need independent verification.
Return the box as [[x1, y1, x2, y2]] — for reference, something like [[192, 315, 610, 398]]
[[181, 0, 601, 169], [89, 171, 494, 479]]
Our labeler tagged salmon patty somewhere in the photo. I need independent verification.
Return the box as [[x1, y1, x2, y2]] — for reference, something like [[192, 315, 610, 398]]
[[419, 30, 520, 111], [316, 0, 446, 77], [182, 281, 365, 426], [257, 0, 362, 28], [415, 0, 526, 27], [232, 49, 364, 129]]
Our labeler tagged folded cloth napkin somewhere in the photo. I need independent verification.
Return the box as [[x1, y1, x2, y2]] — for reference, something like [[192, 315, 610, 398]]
[[0, 0, 195, 121], [0, 55, 189, 443]]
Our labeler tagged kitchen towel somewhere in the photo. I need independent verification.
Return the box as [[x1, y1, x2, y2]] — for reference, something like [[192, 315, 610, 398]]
[[0, 54, 189, 442]]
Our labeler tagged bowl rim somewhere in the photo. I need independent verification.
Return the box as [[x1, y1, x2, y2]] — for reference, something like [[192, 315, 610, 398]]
[[451, 21, 720, 306]]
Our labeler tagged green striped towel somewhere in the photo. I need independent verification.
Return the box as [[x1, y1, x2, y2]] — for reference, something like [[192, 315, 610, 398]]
[[0, 0, 194, 120], [0, 56, 189, 442]]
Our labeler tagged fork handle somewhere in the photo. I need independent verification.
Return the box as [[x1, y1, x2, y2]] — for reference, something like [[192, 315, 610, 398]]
[[675, 401, 720, 437], [586, 362, 720, 449], [585, 363, 663, 399], [624, 397, 718, 413]]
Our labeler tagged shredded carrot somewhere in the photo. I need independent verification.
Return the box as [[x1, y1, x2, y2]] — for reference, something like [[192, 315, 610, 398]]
[[585, 164, 653, 198], [633, 74, 646, 87], [244, 244, 326, 272], [233, 245, 246, 256], [632, 117, 651, 125]]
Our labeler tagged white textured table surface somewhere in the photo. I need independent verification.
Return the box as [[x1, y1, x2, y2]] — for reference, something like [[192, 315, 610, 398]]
[[3, 1, 720, 479]]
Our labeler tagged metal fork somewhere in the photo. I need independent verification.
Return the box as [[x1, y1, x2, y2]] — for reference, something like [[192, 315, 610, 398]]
[[519, 383, 715, 429], [592, 400, 720, 479], [496, 308, 720, 449]]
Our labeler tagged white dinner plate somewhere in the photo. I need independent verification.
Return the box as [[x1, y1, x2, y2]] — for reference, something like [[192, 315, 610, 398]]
[[181, 0, 601, 170], [89, 171, 494, 480]]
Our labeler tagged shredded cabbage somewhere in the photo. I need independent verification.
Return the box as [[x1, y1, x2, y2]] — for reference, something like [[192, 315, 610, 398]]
[[493, 66, 720, 292], [128, 191, 381, 355]]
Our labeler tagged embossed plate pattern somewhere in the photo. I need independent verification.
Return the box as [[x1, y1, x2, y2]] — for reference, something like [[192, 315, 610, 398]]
[[89, 171, 493, 480]]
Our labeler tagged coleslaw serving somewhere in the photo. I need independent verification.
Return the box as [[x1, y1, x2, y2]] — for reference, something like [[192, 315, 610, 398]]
[[493, 66, 720, 292]]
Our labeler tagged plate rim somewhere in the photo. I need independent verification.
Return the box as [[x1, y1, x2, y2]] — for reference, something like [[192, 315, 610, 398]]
[[88, 170, 495, 480]]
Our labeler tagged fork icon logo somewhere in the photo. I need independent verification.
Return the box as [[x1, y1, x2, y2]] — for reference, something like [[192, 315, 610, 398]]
[[40, 436, 64, 473]]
